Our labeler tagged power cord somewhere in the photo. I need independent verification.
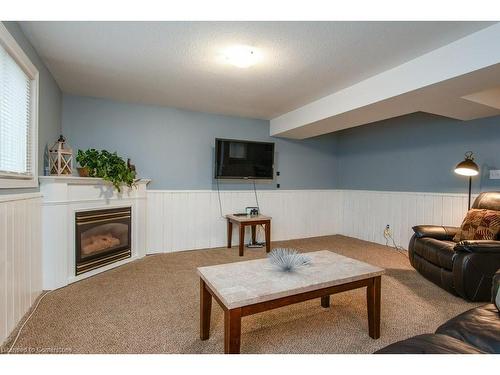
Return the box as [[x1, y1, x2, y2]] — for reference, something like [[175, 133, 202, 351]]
[[247, 180, 266, 247], [252, 180, 260, 212], [383, 226, 408, 257], [216, 178, 225, 220], [7, 289, 53, 354]]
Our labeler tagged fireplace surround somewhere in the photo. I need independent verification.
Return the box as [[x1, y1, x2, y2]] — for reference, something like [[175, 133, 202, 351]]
[[39, 176, 149, 289]]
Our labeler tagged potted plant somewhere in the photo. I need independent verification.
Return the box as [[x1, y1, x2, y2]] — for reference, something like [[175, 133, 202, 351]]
[[76, 149, 137, 192], [76, 148, 99, 177]]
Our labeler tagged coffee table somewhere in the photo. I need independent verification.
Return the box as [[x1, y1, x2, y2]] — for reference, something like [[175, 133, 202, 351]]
[[197, 250, 385, 353]]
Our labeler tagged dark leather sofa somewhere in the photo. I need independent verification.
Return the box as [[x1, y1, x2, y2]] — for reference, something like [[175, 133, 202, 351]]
[[375, 271, 500, 354], [408, 192, 500, 301]]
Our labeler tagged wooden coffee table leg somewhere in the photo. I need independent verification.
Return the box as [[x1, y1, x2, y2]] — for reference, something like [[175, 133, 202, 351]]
[[227, 220, 233, 248], [200, 279, 212, 340], [367, 276, 381, 339], [321, 295, 330, 308], [224, 308, 242, 354], [265, 221, 271, 253], [239, 224, 245, 256], [251, 225, 256, 244]]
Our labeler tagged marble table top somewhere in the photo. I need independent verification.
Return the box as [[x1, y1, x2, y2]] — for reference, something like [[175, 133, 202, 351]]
[[197, 250, 385, 309], [226, 214, 271, 223]]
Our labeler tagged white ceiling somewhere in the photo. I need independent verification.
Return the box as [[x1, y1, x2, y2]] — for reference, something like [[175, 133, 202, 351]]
[[462, 87, 500, 110], [19, 21, 494, 120], [271, 23, 500, 138]]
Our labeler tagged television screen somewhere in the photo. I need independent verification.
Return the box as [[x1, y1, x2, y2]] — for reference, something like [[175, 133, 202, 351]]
[[214, 139, 275, 179]]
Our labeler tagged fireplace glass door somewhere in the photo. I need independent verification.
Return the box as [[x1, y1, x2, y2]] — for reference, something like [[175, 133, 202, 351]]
[[75, 207, 131, 275]]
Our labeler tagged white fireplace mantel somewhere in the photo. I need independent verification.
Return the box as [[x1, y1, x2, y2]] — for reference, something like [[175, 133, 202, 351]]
[[39, 176, 150, 289]]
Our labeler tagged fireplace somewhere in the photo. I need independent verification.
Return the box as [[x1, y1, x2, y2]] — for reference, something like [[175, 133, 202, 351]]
[[75, 207, 132, 275]]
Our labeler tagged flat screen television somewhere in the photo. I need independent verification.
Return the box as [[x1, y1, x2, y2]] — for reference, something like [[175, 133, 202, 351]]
[[214, 138, 275, 180]]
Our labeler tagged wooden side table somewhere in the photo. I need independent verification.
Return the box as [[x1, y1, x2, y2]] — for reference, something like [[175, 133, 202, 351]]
[[226, 214, 271, 256]]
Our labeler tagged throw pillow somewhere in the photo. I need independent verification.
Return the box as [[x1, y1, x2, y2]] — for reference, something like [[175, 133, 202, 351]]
[[476, 210, 500, 240], [453, 209, 500, 242]]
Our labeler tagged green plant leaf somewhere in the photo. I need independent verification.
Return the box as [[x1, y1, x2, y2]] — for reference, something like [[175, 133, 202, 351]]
[[76, 148, 136, 192]]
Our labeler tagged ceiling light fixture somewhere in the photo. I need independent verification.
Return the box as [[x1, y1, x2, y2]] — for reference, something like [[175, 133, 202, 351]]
[[220, 45, 261, 68]]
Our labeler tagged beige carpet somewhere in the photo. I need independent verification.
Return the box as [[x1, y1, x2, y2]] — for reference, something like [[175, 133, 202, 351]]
[[2, 235, 480, 354]]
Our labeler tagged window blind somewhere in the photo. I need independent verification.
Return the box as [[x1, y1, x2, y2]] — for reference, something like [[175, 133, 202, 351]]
[[0, 42, 32, 177]]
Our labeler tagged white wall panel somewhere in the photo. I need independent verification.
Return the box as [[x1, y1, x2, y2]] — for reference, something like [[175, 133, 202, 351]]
[[337, 190, 472, 249], [146, 189, 471, 254], [0, 193, 42, 345], [146, 190, 339, 254]]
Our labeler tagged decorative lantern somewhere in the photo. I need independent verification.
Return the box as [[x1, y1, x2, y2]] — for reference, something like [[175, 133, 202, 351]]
[[49, 135, 73, 175]]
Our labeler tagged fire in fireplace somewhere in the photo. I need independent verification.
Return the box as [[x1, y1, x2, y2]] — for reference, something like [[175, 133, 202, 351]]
[[75, 207, 131, 275]]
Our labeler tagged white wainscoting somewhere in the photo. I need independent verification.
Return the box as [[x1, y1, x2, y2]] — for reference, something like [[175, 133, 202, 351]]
[[0, 193, 42, 344], [146, 190, 339, 253], [336, 190, 472, 248], [147, 189, 472, 254]]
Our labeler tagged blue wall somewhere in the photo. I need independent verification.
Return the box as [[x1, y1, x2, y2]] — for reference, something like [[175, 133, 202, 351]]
[[336, 112, 500, 194], [60, 95, 500, 194], [62, 94, 338, 190]]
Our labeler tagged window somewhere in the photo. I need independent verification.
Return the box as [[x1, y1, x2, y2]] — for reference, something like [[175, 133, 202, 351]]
[[0, 23, 38, 188]]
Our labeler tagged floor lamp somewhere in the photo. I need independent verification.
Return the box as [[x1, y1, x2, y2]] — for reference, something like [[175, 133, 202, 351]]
[[454, 151, 479, 210]]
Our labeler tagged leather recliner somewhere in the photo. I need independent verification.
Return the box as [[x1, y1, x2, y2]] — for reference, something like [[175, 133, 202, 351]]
[[375, 270, 500, 354], [408, 191, 500, 302]]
